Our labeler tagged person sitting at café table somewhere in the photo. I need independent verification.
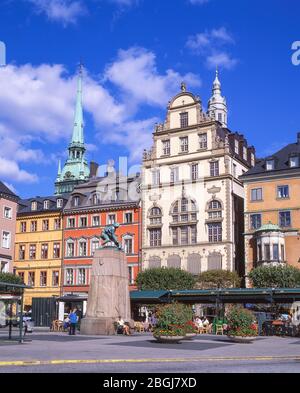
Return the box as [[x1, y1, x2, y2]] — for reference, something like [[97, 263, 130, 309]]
[[117, 316, 130, 336]]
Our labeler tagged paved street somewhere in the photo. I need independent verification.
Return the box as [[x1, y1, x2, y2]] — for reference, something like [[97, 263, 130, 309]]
[[0, 331, 300, 373]]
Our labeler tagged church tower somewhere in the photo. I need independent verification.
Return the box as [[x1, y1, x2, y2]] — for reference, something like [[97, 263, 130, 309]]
[[55, 65, 90, 195], [207, 69, 228, 127]]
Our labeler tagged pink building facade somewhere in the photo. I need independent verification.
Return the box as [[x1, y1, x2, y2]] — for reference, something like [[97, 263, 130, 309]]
[[0, 182, 18, 273]]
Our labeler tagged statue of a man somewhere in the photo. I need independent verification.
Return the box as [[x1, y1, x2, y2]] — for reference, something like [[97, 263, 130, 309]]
[[100, 223, 122, 250]]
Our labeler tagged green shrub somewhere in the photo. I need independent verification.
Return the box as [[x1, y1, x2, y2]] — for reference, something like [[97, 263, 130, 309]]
[[136, 267, 196, 291], [226, 306, 258, 337], [196, 269, 242, 289], [248, 265, 300, 288], [153, 303, 193, 336]]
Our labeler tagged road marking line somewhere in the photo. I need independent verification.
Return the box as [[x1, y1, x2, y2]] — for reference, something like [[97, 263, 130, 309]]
[[0, 356, 300, 367]]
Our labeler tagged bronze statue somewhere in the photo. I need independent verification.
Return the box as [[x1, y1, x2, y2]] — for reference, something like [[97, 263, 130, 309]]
[[100, 223, 122, 250]]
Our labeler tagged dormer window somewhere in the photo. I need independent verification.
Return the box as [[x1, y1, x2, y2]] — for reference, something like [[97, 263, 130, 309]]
[[266, 159, 275, 171], [31, 201, 37, 211], [73, 196, 80, 207], [251, 153, 255, 167], [57, 199, 63, 208], [290, 156, 299, 168], [234, 140, 239, 154], [243, 146, 247, 161], [44, 200, 50, 210], [92, 194, 100, 205]]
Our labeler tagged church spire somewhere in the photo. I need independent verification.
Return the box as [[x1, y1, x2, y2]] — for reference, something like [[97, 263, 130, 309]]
[[71, 63, 84, 146], [54, 63, 90, 195], [207, 68, 228, 127]]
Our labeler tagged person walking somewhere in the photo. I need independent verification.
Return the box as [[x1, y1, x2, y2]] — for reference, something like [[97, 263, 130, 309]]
[[68, 309, 78, 336]]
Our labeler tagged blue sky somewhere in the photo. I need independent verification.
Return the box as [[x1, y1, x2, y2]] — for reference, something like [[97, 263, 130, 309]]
[[0, 0, 299, 198]]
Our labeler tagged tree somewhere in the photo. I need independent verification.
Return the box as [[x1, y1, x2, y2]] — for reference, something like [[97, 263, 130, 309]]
[[196, 270, 242, 289], [248, 265, 300, 288], [136, 268, 196, 291], [0, 272, 23, 285]]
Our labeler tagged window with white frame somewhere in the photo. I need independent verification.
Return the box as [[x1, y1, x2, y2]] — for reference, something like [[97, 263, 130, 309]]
[[66, 241, 75, 257], [52, 271, 59, 287], [31, 220, 37, 232], [53, 243, 60, 258], [266, 159, 275, 171], [43, 200, 50, 210], [107, 214, 116, 225], [54, 219, 61, 230], [40, 271, 47, 287], [170, 167, 179, 183], [2, 231, 10, 249], [92, 193, 100, 205], [78, 268, 86, 285], [208, 223, 222, 242], [29, 244, 36, 259], [65, 269, 74, 285], [124, 212, 133, 224], [251, 188, 263, 201], [251, 153, 255, 167], [124, 237, 133, 254], [42, 219, 49, 231], [41, 243, 48, 259], [191, 164, 198, 181], [79, 217, 87, 227], [67, 218, 75, 228], [149, 229, 161, 247], [180, 112, 189, 128], [290, 156, 299, 168], [152, 169, 160, 186], [210, 161, 219, 177], [91, 239, 100, 254], [162, 140, 170, 156], [56, 198, 63, 208], [180, 136, 189, 153], [3, 206, 12, 219], [20, 222, 27, 232], [199, 133, 207, 149], [79, 240, 87, 256], [92, 216, 100, 227], [31, 201, 37, 211], [73, 196, 80, 207], [243, 146, 247, 160]]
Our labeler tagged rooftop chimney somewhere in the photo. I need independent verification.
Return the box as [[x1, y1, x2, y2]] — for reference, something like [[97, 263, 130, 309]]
[[89, 161, 99, 178]]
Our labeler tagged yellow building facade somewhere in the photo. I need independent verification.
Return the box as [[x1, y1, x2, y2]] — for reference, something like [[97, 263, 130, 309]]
[[241, 133, 300, 280], [14, 196, 67, 308]]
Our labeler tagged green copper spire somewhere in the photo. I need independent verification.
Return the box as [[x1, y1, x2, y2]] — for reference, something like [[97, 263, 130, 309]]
[[71, 64, 84, 146], [54, 64, 90, 195]]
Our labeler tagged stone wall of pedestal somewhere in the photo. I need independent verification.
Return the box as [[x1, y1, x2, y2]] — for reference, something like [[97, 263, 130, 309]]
[[80, 247, 131, 335]]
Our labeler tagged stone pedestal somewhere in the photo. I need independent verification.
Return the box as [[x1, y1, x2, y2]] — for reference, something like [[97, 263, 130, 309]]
[[80, 247, 131, 335]]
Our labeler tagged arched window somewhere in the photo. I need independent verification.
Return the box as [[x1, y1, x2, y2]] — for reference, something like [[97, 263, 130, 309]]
[[149, 207, 162, 225], [79, 239, 87, 257], [148, 256, 161, 269], [167, 255, 181, 269], [170, 198, 198, 245], [207, 253, 222, 270], [187, 254, 201, 275], [207, 200, 223, 220]]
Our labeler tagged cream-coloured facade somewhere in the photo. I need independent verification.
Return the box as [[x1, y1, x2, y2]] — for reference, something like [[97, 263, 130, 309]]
[[141, 78, 255, 276]]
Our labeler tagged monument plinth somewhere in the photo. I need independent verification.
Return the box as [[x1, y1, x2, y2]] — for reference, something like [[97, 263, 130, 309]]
[[80, 247, 131, 335]]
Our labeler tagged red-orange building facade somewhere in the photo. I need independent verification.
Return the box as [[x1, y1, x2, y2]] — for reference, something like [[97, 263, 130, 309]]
[[62, 174, 141, 297]]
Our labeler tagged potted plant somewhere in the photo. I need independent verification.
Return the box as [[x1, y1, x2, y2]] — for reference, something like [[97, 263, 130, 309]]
[[153, 303, 192, 343], [226, 306, 258, 343], [183, 320, 198, 340]]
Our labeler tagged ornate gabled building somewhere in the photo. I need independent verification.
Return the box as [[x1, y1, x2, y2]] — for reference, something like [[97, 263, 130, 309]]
[[142, 75, 255, 278], [55, 66, 90, 195], [241, 132, 300, 279]]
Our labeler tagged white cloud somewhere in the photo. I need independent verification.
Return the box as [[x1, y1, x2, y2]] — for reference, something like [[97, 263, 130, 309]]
[[206, 52, 238, 70], [186, 27, 237, 70], [27, 0, 86, 25], [0, 46, 201, 184], [104, 47, 201, 107], [0, 157, 38, 183]]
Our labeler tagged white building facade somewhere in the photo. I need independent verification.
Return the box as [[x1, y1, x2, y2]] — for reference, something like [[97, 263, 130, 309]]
[[141, 78, 255, 277]]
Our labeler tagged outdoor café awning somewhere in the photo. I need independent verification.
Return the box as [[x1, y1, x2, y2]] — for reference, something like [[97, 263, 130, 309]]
[[130, 288, 300, 305], [130, 290, 170, 304]]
